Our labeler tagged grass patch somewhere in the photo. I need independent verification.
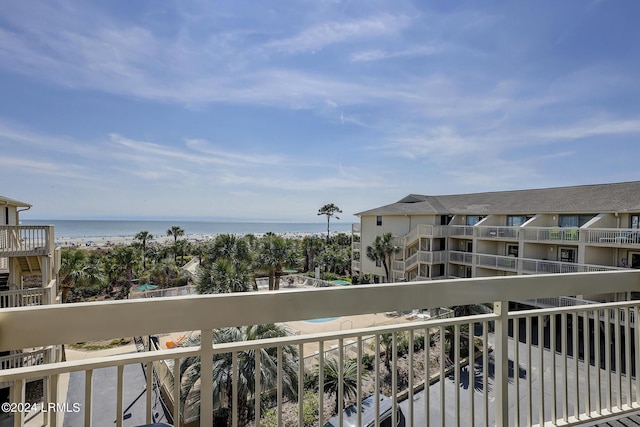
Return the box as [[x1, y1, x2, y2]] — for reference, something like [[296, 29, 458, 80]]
[[70, 338, 131, 351]]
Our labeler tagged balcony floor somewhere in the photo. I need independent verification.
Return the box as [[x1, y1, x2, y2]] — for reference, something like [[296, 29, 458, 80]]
[[594, 414, 640, 426]]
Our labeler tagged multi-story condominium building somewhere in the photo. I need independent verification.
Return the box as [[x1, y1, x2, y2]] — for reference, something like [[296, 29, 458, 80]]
[[0, 196, 61, 391], [352, 181, 640, 292]]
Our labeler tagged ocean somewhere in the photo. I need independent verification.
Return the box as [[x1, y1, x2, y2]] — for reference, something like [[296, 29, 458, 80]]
[[21, 219, 354, 239]]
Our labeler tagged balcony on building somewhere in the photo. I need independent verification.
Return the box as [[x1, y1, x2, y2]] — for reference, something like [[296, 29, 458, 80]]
[[3, 270, 640, 426]]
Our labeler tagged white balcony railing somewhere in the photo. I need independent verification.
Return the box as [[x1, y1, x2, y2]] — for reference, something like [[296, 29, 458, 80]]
[[404, 225, 448, 246], [2, 271, 640, 426], [450, 252, 623, 275], [476, 226, 520, 240], [449, 250, 474, 265], [449, 225, 475, 237], [476, 254, 518, 271], [583, 228, 640, 245], [0, 280, 56, 308], [520, 259, 621, 274], [0, 225, 53, 256]]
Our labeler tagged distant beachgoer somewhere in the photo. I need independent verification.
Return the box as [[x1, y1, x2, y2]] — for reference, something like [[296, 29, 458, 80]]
[[621, 258, 629, 268]]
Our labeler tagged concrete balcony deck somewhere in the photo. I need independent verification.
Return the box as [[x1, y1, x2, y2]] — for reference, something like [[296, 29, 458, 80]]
[[1, 271, 640, 426]]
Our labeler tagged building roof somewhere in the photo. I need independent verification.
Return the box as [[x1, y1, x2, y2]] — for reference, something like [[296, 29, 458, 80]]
[[356, 181, 640, 216], [0, 196, 31, 208]]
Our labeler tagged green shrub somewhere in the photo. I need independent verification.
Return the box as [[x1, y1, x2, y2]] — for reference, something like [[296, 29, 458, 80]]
[[295, 390, 320, 427], [303, 372, 318, 391], [261, 408, 278, 427], [361, 353, 375, 370]]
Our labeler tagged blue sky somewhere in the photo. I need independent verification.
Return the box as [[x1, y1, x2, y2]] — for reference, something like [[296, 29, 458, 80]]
[[1, 1, 639, 222]]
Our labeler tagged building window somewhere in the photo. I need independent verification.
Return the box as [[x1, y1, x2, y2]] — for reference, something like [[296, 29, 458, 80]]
[[560, 247, 576, 263], [630, 252, 640, 268], [558, 214, 594, 227], [507, 215, 529, 226], [507, 244, 518, 257], [375, 258, 381, 267], [631, 215, 640, 229], [4, 207, 8, 225], [466, 215, 483, 226], [376, 216, 382, 226]]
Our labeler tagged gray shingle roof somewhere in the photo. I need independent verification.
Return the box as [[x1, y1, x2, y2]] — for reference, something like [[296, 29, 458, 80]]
[[356, 181, 640, 216]]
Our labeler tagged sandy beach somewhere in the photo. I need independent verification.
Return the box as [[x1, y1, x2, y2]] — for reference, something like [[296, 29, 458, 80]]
[[55, 231, 324, 249]]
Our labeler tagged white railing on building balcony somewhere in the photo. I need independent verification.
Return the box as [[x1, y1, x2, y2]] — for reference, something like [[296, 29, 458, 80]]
[[392, 260, 404, 272], [2, 271, 640, 426], [404, 250, 448, 272], [0, 280, 56, 308], [449, 250, 624, 276], [351, 260, 360, 270], [0, 225, 53, 256], [476, 226, 520, 240], [404, 225, 640, 249], [449, 250, 474, 265], [352, 241, 361, 251], [449, 225, 475, 237], [404, 224, 448, 246], [477, 254, 518, 271], [352, 223, 361, 233], [583, 228, 640, 245], [520, 258, 621, 275], [520, 227, 581, 243], [404, 252, 419, 270], [0, 348, 51, 371]]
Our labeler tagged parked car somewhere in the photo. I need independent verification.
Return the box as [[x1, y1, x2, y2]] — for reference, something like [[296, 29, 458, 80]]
[[324, 395, 405, 427]]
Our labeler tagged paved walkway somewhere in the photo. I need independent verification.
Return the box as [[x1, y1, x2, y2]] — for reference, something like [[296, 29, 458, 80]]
[[0, 344, 171, 427], [398, 332, 640, 426]]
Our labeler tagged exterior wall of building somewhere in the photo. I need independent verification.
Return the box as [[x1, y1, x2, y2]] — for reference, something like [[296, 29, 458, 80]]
[[354, 184, 640, 305], [584, 246, 617, 266], [1, 205, 18, 226]]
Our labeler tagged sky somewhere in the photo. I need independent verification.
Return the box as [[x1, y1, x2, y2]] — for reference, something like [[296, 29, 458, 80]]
[[1, 1, 639, 223]]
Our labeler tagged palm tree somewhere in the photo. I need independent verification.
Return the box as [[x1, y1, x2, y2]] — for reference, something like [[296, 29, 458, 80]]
[[178, 324, 298, 425], [167, 225, 185, 263], [208, 234, 252, 266], [322, 357, 361, 414], [134, 230, 153, 270], [197, 259, 254, 294], [301, 236, 321, 272], [255, 234, 298, 290], [59, 249, 103, 303], [318, 203, 342, 243], [149, 259, 180, 288], [365, 232, 400, 282], [173, 239, 191, 267], [111, 246, 139, 298]]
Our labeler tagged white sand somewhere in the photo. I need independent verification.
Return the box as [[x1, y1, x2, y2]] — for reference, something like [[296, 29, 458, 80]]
[[55, 231, 322, 249]]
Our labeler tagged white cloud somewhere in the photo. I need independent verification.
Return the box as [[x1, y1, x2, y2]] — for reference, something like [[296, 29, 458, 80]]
[[265, 15, 410, 54], [350, 45, 442, 62]]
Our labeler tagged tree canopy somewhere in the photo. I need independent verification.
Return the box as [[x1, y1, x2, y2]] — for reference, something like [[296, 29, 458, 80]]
[[317, 203, 342, 243]]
